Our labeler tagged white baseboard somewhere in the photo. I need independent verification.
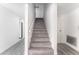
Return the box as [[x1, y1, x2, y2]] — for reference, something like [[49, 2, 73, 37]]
[[65, 42, 79, 52]]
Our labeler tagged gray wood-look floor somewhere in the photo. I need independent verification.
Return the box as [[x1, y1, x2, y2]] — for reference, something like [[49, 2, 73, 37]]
[[57, 43, 79, 55], [28, 18, 53, 55], [0, 39, 24, 55]]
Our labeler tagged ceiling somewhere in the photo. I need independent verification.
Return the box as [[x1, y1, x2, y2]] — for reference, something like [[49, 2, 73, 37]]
[[58, 3, 79, 16], [0, 3, 25, 18], [1, 3, 79, 18]]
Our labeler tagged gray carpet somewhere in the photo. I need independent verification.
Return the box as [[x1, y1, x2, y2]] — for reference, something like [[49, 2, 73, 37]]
[[57, 43, 79, 55], [28, 18, 54, 55], [0, 39, 24, 55]]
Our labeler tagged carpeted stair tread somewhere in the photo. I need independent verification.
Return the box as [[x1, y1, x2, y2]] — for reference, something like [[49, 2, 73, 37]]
[[33, 29, 47, 33], [30, 42, 51, 48], [32, 33, 48, 38], [31, 37, 49, 42], [29, 47, 53, 55]]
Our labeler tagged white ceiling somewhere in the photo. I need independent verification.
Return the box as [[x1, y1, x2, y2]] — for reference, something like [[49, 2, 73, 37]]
[[2, 3, 79, 18], [0, 3, 25, 18], [58, 3, 79, 16]]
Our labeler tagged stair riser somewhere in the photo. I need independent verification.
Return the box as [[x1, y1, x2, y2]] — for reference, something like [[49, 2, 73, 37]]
[[28, 48, 53, 55], [34, 25, 46, 28], [32, 33, 48, 37], [29, 51, 53, 55], [33, 30, 47, 34], [33, 29, 46, 30], [30, 43, 51, 48], [34, 27, 46, 29], [31, 38, 49, 42], [31, 39, 49, 42], [33, 31, 47, 33]]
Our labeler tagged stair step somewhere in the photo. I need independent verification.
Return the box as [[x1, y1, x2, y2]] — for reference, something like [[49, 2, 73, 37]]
[[33, 29, 47, 33], [34, 26, 46, 28], [33, 29, 46, 30], [32, 33, 48, 38], [35, 22, 45, 24], [31, 41, 50, 43], [28, 47, 54, 55], [34, 22, 45, 24], [34, 24, 45, 26], [31, 37, 49, 42], [30, 42, 51, 48], [34, 24, 46, 29], [34, 27, 46, 29], [34, 24, 46, 26]]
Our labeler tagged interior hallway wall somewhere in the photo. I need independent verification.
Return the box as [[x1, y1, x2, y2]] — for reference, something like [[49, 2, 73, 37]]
[[1, 4, 25, 40], [0, 5, 22, 53], [44, 3, 57, 54], [25, 4, 28, 55], [64, 8, 79, 52], [28, 4, 35, 48], [1, 3, 25, 18]]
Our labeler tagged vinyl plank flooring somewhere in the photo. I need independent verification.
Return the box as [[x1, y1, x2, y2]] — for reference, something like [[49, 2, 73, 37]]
[[0, 39, 24, 55], [57, 43, 79, 55]]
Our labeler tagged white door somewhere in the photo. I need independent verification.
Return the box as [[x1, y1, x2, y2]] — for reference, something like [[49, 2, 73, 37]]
[[57, 16, 66, 43], [35, 4, 44, 18]]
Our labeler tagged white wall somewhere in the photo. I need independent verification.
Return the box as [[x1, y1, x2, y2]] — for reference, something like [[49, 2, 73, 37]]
[[19, 18, 25, 39], [1, 3, 25, 18], [44, 4, 57, 54], [65, 8, 79, 51], [0, 5, 21, 53], [25, 4, 28, 55], [35, 4, 44, 18], [28, 4, 35, 48]]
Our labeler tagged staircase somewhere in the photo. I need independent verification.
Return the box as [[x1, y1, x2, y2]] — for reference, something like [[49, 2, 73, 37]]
[[28, 18, 54, 55]]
